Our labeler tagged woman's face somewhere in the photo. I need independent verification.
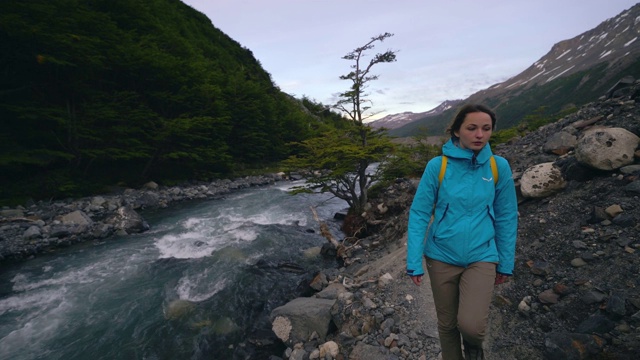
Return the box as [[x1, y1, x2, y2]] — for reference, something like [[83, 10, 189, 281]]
[[454, 111, 493, 153]]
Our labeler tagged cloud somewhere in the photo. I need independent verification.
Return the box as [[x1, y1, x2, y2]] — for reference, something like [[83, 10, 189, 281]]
[[183, 0, 639, 117]]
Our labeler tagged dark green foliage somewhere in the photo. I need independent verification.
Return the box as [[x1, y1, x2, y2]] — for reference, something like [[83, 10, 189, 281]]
[[490, 106, 578, 145], [0, 0, 329, 204], [489, 128, 521, 146], [381, 129, 442, 180], [284, 123, 394, 211]]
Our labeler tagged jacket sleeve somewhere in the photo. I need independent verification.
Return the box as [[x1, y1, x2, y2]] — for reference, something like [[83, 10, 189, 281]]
[[493, 156, 518, 275], [406, 157, 441, 276]]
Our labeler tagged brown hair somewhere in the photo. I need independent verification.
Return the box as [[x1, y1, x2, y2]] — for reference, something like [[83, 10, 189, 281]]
[[446, 104, 497, 138]]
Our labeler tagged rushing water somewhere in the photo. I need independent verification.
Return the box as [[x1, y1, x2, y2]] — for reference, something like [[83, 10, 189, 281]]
[[0, 181, 347, 359]]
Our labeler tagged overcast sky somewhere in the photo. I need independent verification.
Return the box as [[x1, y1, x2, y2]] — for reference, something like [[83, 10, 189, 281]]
[[182, 0, 638, 120]]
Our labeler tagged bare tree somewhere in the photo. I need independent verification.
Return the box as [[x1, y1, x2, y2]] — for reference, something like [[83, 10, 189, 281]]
[[286, 33, 397, 215], [332, 32, 397, 212]]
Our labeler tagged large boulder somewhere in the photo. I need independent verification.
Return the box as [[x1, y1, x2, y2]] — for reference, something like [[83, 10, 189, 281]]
[[544, 332, 606, 360], [575, 127, 640, 170], [543, 129, 577, 155], [60, 210, 93, 227], [53, 210, 95, 236], [520, 162, 567, 198], [105, 206, 150, 234], [270, 297, 335, 346]]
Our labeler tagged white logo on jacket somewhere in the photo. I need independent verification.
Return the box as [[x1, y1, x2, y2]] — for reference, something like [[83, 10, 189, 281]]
[[482, 177, 493, 182]]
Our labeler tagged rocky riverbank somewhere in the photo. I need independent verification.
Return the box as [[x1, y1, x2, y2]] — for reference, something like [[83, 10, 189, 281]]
[[262, 82, 640, 360], [0, 174, 283, 265]]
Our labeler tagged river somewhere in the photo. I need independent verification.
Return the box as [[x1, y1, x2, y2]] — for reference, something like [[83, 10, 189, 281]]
[[0, 181, 348, 359]]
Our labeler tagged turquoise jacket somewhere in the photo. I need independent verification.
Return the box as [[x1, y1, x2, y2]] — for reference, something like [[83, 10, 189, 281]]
[[406, 139, 518, 276]]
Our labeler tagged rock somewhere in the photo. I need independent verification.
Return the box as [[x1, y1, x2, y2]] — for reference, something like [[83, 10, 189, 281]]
[[314, 283, 347, 300], [270, 297, 336, 346], [606, 291, 627, 319], [588, 206, 609, 223], [552, 283, 572, 296], [309, 272, 328, 291], [620, 164, 640, 174], [555, 157, 597, 182], [575, 314, 616, 334], [570, 258, 587, 267], [575, 127, 640, 170], [60, 210, 93, 227], [90, 196, 106, 207], [572, 240, 588, 249], [520, 162, 567, 198], [143, 181, 159, 190], [104, 206, 149, 234], [348, 342, 391, 360], [612, 213, 636, 227], [319, 341, 339, 358], [538, 289, 560, 304], [133, 192, 160, 208], [378, 273, 393, 287], [581, 290, 607, 304], [22, 226, 41, 240], [529, 260, 551, 275], [544, 332, 606, 360], [543, 130, 577, 155], [624, 180, 640, 194], [604, 204, 624, 217]]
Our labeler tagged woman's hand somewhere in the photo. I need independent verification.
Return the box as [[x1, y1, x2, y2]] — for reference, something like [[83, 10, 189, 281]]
[[410, 275, 423, 286], [494, 273, 509, 285]]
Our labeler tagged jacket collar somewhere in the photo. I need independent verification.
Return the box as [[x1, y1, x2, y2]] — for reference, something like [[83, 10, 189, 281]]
[[442, 138, 493, 164]]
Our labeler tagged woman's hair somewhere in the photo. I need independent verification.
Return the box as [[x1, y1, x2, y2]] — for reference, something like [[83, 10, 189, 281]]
[[446, 104, 497, 138]]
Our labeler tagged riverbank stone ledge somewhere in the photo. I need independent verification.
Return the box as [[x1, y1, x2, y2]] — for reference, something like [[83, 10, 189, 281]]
[[0, 174, 283, 264]]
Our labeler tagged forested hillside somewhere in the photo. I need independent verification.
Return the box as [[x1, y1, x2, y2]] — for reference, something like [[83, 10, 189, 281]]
[[0, 0, 341, 204]]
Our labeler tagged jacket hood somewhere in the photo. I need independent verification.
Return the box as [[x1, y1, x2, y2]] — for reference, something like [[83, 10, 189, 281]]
[[442, 138, 493, 164]]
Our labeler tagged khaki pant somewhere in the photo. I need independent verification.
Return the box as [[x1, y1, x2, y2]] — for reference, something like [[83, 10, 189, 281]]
[[426, 258, 495, 360]]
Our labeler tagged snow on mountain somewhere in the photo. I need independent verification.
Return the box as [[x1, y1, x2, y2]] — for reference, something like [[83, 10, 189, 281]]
[[370, 4, 640, 132], [469, 4, 640, 101], [368, 100, 462, 129]]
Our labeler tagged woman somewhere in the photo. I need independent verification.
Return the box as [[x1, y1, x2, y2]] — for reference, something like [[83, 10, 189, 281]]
[[406, 104, 518, 360]]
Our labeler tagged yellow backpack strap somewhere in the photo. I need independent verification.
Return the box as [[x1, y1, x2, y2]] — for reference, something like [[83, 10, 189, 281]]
[[431, 155, 447, 221], [490, 156, 498, 184], [438, 155, 447, 186]]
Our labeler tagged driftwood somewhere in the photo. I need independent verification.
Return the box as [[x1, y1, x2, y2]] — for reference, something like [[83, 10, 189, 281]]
[[310, 206, 350, 262], [310, 206, 370, 266], [341, 277, 377, 289], [0, 217, 37, 224]]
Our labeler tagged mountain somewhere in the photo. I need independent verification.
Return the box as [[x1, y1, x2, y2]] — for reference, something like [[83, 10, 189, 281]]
[[388, 3, 640, 138], [368, 100, 462, 130]]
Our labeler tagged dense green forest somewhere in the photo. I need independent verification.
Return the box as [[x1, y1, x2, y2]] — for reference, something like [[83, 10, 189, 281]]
[[0, 0, 345, 204]]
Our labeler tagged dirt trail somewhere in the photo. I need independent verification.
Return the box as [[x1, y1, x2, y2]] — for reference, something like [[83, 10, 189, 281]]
[[350, 237, 514, 359]]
